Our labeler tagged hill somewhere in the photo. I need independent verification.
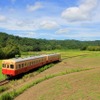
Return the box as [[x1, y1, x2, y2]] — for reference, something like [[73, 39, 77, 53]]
[[0, 32, 100, 52]]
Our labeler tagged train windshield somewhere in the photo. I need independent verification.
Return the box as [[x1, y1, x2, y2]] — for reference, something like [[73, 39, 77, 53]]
[[2, 64, 6, 68]]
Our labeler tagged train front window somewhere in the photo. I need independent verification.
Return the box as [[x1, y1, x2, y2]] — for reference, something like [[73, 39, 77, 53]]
[[10, 64, 14, 69], [2, 64, 6, 68], [7, 65, 9, 68]]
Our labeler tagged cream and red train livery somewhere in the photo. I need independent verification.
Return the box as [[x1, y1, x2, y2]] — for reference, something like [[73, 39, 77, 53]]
[[2, 53, 61, 76]]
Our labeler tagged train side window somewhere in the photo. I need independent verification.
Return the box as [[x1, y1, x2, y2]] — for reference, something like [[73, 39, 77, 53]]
[[22, 64, 24, 68], [16, 65, 18, 69], [25, 63, 26, 67], [28, 63, 30, 66], [25, 62, 27, 67], [10, 64, 14, 69], [19, 64, 21, 68]]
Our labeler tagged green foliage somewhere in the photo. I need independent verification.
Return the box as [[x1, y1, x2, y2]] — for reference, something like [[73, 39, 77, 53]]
[[0, 32, 100, 58], [3, 45, 20, 58], [0, 33, 20, 59], [87, 46, 100, 51], [0, 48, 4, 58]]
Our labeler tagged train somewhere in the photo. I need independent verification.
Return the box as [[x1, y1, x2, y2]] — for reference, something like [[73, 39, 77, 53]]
[[2, 53, 61, 76]]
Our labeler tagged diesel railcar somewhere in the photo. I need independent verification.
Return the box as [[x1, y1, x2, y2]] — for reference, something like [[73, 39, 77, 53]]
[[2, 53, 61, 76]]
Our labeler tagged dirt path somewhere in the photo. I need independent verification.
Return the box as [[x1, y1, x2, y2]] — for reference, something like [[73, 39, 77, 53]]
[[14, 68, 100, 100]]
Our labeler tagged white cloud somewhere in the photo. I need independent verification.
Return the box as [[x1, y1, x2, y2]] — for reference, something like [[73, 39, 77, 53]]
[[0, 19, 39, 31], [0, 15, 7, 22], [0, 16, 60, 31], [56, 28, 69, 34], [27, 2, 43, 12], [27, 32, 36, 36], [61, 0, 98, 22], [40, 20, 59, 30]]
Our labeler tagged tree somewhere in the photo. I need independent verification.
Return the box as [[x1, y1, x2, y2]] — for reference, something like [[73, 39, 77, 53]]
[[0, 48, 4, 59], [3, 45, 20, 58]]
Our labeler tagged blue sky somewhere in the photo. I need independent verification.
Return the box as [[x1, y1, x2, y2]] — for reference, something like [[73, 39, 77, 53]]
[[0, 0, 100, 40]]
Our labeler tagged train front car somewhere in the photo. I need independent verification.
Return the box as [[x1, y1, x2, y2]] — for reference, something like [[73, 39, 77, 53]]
[[2, 55, 47, 76], [2, 60, 16, 76]]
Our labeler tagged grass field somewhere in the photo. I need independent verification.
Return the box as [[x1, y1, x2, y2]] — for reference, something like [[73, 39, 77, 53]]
[[13, 50, 100, 100], [1, 50, 100, 100]]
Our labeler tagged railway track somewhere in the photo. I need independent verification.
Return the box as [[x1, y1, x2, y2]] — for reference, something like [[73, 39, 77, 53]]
[[0, 79, 9, 86]]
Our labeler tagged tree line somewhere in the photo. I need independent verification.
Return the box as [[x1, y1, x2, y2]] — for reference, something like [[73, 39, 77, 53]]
[[0, 32, 100, 59]]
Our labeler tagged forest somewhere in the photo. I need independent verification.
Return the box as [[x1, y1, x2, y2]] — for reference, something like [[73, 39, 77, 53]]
[[0, 32, 100, 59]]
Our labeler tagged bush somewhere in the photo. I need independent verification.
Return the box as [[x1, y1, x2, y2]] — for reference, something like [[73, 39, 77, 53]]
[[0, 86, 9, 93], [87, 46, 100, 51]]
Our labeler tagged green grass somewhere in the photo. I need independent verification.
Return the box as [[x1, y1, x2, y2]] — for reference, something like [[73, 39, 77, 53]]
[[0, 50, 100, 99], [66, 52, 100, 69], [0, 60, 6, 81]]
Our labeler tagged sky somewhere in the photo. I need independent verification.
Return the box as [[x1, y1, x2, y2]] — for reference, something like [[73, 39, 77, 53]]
[[0, 0, 100, 40]]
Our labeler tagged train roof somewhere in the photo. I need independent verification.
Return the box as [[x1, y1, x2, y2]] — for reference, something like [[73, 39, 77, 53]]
[[47, 53, 60, 56], [3, 55, 47, 63], [2, 53, 60, 63]]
